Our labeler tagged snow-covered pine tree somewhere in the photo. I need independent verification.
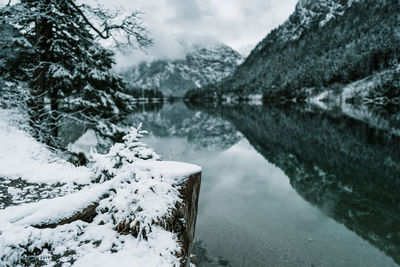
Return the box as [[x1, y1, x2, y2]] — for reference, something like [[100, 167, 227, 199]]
[[91, 123, 161, 183], [0, 0, 151, 146]]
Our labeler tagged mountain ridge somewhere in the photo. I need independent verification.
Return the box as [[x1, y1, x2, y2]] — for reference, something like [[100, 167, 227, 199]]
[[120, 36, 243, 97], [186, 0, 400, 103]]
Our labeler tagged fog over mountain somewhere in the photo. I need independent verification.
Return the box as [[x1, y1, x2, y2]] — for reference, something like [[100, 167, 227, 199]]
[[120, 34, 243, 97], [97, 0, 298, 68]]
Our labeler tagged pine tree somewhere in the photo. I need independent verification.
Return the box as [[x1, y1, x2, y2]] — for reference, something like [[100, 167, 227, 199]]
[[0, 0, 152, 146]]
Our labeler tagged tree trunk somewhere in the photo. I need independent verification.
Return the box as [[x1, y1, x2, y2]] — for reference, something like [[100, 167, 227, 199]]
[[50, 86, 59, 139], [29, 0, 55, 144]]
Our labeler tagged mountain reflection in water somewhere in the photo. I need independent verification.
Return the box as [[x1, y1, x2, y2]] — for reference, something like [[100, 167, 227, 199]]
[[187, 102, 400, 266], [75, 101, 400, 266]]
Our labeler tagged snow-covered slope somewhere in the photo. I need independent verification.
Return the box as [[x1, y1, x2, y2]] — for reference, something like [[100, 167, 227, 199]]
[[195, 0, 400, 100], [121, 35, 243, 97], [254, 0, 359, 50]]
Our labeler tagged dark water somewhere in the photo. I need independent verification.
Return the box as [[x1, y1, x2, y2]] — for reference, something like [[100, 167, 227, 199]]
[[102, 101, 400, 266]]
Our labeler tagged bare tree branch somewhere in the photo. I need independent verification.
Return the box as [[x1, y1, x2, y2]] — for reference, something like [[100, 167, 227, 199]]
[[66, 0, 110, 39], [66, 0, 152, 49]]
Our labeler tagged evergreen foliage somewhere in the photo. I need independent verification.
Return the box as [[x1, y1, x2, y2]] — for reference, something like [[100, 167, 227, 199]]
[[0, 0, 151, 146], [91, 124, 161, 183]]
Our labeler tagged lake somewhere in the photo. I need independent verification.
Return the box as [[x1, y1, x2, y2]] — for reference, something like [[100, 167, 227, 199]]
[[127, 101, 400, 266]]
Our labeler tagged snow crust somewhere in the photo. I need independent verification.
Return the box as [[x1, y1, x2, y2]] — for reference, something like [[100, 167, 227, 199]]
[[133, 161, 202, 184]]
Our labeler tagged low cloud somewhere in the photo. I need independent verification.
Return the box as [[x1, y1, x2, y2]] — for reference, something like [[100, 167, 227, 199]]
[[100, 0, 298, 69], [114, 28, 186, 71]]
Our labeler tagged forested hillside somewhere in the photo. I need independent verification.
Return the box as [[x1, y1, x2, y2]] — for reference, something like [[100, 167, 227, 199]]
[[186, 0, 400, 101]]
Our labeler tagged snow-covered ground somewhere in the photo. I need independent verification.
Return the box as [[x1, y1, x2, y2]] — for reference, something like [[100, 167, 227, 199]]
[[0, 109, 92, 209], [0, 108, 201, 266], [0, 109, 91, 185], [308, 64, 400, 107]]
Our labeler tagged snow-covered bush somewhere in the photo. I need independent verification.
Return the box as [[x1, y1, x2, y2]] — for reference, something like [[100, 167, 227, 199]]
[[91, 124, 161, 183], [0, 164, 183, 266], [0, 120, 201, 266]]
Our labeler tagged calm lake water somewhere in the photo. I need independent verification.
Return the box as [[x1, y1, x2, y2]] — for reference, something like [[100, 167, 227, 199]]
[[128, 101, 400, 267]]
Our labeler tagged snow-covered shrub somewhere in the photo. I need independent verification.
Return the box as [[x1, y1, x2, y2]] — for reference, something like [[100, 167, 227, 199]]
[[0, 166, 183, 266], [0, 114, 202, 266], [91, 124, 161, 183], [95, 120, 130, 141]]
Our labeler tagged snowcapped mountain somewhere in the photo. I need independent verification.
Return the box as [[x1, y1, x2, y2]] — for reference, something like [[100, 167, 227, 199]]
[[120, 35, 243, 97], [251, 0, 363, 58], [188, 0, 400, 101], [255, 0, 359, 47]]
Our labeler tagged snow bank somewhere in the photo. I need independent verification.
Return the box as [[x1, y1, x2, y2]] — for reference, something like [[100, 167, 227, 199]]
[[133, 161, 202, 184], [0, 179, 113, 226], [0, 159, 201, 266], [0, 109, 91, 185], [0, 116, 202, 266]]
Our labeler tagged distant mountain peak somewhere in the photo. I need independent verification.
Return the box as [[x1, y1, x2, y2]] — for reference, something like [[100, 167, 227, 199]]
[[121, 36, 243, 97]]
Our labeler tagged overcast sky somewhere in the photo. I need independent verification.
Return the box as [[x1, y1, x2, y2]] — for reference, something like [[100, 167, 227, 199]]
[[98, 0, 298, 67]]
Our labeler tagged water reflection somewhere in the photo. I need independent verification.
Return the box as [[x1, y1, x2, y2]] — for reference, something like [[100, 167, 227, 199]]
[[127, 101, 242, 152], [60, 101, 400, 266], [188, 102, 400, 266], [140, 102, 399, 266], [57, 101, 166, 151]]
